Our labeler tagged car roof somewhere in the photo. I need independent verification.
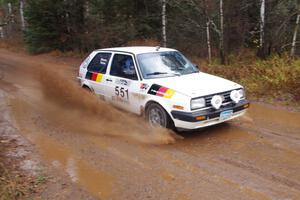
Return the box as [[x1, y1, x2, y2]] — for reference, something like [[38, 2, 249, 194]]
[[96, 46, 177, 55]]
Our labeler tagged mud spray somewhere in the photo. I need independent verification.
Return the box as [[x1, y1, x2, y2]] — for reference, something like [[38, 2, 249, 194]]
[[36, 65, 178, 144]]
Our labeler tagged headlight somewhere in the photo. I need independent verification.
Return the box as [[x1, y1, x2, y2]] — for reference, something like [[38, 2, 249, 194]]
[[191, 98, 206, 110], [238, 89, 245, 98]]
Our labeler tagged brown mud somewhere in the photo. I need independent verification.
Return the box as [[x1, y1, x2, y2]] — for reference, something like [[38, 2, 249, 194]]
[[38, 65, 176, 144], [1, 48, 300, 200]]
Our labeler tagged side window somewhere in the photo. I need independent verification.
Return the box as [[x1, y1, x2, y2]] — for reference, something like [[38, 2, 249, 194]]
[[110, 54, 138, 80], [87, 53, 111, 73]]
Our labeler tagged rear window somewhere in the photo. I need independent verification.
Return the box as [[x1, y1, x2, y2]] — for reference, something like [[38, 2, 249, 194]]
[[87, 53, 111, 73]]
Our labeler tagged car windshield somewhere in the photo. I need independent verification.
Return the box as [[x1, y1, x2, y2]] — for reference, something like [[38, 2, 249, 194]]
[[137, 51, 199, 79]]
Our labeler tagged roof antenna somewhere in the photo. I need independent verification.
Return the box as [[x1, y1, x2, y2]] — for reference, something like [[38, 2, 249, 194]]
[[156, 46, 160, 51]]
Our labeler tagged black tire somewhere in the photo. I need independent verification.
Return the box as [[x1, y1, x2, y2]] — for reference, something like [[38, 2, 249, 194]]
[[145, 103, 173, 129]]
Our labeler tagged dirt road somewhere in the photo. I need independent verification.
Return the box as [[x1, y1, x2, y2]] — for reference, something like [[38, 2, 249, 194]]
[[1, 48, 300, 200]]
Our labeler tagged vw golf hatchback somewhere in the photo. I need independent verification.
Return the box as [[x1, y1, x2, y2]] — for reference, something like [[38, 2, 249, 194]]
[[78, 46, 249, 130]]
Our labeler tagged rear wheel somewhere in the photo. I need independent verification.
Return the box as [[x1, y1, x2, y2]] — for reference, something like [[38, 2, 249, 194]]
[[146, 103, 172, 129]]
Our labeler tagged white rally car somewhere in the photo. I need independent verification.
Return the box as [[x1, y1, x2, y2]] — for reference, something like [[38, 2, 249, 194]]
[[78, 46, 249, 130]]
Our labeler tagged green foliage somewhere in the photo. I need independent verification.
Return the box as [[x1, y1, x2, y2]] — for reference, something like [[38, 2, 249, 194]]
[[83, 0, 160, 49], [24, 0, 66, 53], [23, 0, 161, 53]]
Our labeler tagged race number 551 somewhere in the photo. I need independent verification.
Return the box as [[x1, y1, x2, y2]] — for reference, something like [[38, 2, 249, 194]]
[[115, 86, 129, 99]]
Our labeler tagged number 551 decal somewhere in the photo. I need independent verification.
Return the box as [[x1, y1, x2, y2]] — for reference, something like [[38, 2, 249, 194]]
[[115, 86, 129, 100]]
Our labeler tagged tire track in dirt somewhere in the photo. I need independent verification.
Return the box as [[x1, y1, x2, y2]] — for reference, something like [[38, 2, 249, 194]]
[[219, 157, 300, 191], [173, 123, 300, 199]]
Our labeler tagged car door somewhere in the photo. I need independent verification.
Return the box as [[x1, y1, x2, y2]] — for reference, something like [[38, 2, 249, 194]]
[[85, 52, 112, 96], [104, 53, 142, 114]]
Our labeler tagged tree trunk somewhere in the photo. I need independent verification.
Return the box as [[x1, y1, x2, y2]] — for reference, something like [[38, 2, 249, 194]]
[[0, 26, 4, 39], [219, 0, 225, 64], [0, 16, 4, 38], [291, 6, 300, 58], [84, 0, 90, 20], [64, 0, 71, 33], [162, 0, 167, 47], [20, 0, 25, 31], [206, 20, 212, 64], [7, 3, 13, 35], [8, 3, 12, 16], [260, 0, 265, 48], [257, 0, 266, 58]]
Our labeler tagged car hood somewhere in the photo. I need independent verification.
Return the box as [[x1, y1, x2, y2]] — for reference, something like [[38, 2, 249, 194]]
[[150, 72, 242, 98]]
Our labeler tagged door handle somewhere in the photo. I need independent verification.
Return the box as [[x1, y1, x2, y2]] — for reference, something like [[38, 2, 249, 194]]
[[106, 78, 113, 82]]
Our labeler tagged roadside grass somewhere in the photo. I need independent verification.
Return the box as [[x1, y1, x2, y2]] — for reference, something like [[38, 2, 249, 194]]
[[36, 175, 48, 185], [0, 163, 28, 200], [0, 141, 48, 200], [0, 163, 48, 200], [194, 53, 300, 104]]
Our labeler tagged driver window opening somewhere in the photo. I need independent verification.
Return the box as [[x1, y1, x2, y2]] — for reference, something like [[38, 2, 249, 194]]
[[110, 54, 138, 80]]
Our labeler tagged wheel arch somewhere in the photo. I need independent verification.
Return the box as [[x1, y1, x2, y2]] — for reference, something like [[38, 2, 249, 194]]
[[144, 100, 176, 130], [144, 100, 175, 127], [82, 83, 93, 92]]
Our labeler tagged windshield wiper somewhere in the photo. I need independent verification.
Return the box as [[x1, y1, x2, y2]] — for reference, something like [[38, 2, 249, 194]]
[[146, 72, 169, 76]]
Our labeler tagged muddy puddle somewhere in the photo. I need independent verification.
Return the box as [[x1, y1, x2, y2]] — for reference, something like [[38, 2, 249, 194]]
[[9, 98, 113, 199], [35, 134, 114, 199]]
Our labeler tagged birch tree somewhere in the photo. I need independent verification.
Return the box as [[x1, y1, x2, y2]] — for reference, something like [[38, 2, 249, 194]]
[[204, 0, 225, 64], [8, 2, 11, 16], [0, 24, 4, 39], [291, 3, 300, 58], [219, 0, 225, 64], [7, 2, 12, 35], [260, 0, 265, 48], [20, 0, 25, 30], [203, 0, 211, 63], [162, 0, 167, 47], [0, 8, 4, 38], [206, 19, 212, 63]]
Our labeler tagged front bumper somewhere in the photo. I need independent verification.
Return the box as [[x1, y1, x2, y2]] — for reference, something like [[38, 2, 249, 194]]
[[171, 100, 249, 130]]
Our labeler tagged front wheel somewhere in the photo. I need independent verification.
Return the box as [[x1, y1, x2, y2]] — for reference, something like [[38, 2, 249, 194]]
[[146, 103, 173, 129]]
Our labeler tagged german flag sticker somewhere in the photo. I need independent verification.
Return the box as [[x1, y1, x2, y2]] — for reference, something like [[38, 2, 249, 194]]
[[85, 71, 103, 83], [148, 84, 175, 99]]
